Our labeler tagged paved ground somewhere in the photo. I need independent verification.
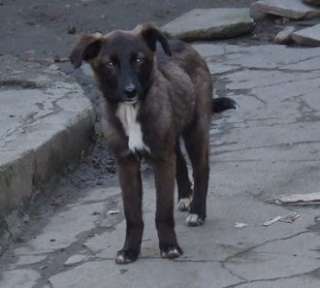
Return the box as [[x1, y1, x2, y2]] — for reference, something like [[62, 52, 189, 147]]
[[1, 40, 320, 287], [2, 0, 320, 287]]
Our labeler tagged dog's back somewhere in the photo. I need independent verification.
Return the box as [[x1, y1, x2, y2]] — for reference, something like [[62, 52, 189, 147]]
[[153, 39, 212, 136]]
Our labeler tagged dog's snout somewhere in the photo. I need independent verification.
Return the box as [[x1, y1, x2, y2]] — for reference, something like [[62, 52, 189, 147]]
[[124, 83, 137, 99]]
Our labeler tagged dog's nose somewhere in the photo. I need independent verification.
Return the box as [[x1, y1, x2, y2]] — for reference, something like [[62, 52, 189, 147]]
[[124, 84, 137, 99]]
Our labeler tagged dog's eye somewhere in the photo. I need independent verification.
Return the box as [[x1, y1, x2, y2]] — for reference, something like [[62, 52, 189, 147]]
[[135, 57, 144, 65], [105, 61, 115, 68]]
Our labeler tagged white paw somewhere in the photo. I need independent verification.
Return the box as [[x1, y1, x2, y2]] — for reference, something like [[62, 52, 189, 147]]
[[177, 198, 192, 212], [186, 214, 204, 227], [160, 247, 183, 259]]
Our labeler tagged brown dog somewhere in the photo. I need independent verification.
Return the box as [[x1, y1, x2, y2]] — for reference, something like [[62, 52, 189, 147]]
[[70, 23, 235, 264]]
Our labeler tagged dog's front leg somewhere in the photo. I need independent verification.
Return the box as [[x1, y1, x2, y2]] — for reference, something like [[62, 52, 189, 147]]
[[153, 153, 183, 259], [116, 155, 143, 264]]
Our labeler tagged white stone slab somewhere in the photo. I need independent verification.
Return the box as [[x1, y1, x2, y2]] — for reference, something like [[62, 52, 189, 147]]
[[292, 24, 320, 46], [252, 0, 320, 19], [162, 8, 255, 41]]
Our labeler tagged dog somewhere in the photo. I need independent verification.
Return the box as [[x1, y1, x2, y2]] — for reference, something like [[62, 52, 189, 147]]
[[70, 23, 235, 264]]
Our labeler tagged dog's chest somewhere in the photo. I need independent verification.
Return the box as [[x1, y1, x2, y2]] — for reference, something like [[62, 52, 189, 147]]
[[116, 103, 150, 153]]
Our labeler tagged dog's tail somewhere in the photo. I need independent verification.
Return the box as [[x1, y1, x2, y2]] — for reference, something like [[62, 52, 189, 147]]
[[212, 97, 237, 113]]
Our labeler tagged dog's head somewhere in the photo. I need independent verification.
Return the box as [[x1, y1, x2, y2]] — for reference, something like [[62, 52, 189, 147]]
[[70, 23, 171, 104]]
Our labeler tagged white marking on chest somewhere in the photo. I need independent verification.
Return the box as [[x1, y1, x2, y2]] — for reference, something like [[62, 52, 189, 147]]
[[116, 103, 150, 153]]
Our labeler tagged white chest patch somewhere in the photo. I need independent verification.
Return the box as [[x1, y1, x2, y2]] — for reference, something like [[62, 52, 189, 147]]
[[116, 103, 150, 153]]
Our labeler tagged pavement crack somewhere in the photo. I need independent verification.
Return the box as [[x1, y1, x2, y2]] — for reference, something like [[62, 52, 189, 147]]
[[223, 231, 309, 264], [173, 258, 220, 264], [220, 261, 248, 282]]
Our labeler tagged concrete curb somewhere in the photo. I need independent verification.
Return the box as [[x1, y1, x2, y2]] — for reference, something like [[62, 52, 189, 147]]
[[0, 56, 95, 218]]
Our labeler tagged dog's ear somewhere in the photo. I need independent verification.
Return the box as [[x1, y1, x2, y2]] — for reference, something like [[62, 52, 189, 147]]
[[137, 23, 171, 56], [69, 33, 103, 68]]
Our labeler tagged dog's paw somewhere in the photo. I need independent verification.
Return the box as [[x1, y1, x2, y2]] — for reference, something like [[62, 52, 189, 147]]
[[177, 197, 192, 212], [186, 213, 205, 227], [115, 249, 139, 265], [160, 245, 183, 259]]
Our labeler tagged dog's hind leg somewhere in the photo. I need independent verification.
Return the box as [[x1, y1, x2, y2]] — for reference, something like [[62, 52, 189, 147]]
[[176, 144, 193, 212], [183, 120, 210, 227], [115, 156, 144, 264]]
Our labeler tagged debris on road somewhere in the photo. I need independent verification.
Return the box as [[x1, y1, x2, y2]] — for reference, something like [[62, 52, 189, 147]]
[[53, 56, 69, 63], [234, 222, 249, 229], [107, 209, 120, 215], [279, 213, 300, 223], [276, 192, 320, 205], [263, 213, 301, 226], [263, 216, 283, 226]]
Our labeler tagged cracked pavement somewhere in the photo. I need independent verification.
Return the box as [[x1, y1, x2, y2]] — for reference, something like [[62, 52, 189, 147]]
[[1, 42, 320, 287]]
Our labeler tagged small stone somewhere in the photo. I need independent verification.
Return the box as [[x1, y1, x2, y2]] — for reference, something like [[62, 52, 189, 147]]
[[107, 209, 120, 215], [234, 222, 249, 229], [64, 255, 87, 266], [274, 26, 295, 44], [53, 56, 69, 63], [23, 214, 30, 224]]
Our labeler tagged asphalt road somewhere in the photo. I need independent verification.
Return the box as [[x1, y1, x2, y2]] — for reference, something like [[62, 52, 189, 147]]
[[0, 0, 255, 59]]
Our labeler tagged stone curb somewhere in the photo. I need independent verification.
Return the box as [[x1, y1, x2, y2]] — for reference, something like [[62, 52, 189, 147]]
[[0, 56, 95, 219]]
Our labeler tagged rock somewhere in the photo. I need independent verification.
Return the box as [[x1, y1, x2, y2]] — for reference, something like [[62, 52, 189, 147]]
[[276, 191, 320, 205], [161, 8, 255, 41], [251, 0, 320, 20], [274, 26, 295, 44], [64, 255, 88, 266], [292, 24, 320, 46], [304, 0, 320, 6]]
